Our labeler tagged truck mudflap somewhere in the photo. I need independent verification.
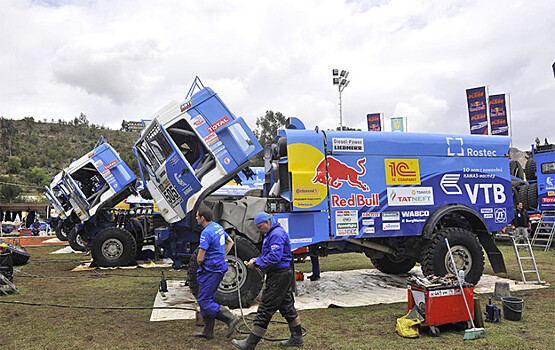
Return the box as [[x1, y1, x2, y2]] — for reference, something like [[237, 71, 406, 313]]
[[475, 229, 506, 273]]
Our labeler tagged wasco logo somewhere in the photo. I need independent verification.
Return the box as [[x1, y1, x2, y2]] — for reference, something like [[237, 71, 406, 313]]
[[206, 115, 230, 133], [384, 159, 420, 185], [402, 210, 429, 217], [440, 174, 506, 204], [331, 193, 379, 208], [387, 187, 434, 206]]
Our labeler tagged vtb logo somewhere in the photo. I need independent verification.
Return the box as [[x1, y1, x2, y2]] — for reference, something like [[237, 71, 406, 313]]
[[384, 159, 420, 185]]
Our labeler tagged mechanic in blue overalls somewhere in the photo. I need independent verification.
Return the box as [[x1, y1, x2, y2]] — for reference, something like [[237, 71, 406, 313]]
[[232, 212, 304, 349], [194, 206, 239, 340]]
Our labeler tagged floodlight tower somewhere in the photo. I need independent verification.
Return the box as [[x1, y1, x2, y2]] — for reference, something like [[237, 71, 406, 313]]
[[333, 69, 350, 130]]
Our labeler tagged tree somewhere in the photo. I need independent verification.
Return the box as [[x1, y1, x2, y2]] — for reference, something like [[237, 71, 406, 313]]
[[7, 156, 21, 174], [27, 167, 50, 187], [0, 184, 21, 202], [251, 111, 287, 166]]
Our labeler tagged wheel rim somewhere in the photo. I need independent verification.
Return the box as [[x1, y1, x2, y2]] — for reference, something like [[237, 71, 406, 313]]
[[444, 244, 473, 275], [101, 238, 124, 260], [76, 234, 85, 248], [219, 255, 247, 294]]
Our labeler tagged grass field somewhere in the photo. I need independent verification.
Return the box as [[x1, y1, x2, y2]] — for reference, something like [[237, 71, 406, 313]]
[[1, 241, 553, 350]]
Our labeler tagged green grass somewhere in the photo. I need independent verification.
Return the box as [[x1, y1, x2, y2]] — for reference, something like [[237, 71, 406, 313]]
[[0, 242, 553, 349]]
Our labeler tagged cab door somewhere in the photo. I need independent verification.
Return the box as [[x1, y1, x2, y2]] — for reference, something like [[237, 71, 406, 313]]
[[44, 185, 68, 219]]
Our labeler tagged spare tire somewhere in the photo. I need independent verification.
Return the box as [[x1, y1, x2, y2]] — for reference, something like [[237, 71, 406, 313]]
[[527, 183, 538, 210], [90, 227, 137, 267], [0, 239, 30, 266], [518, 185, 529, 210], [370, 253, 416, 274], [188, 235, 263, 309], [524, 159, 536, 181], [55, 222, 69, 242]]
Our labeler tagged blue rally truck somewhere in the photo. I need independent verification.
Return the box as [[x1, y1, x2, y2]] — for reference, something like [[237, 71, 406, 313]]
[[133, 78, 511, 308]]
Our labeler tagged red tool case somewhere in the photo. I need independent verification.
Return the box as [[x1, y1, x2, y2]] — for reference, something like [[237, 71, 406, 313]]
[[408, 282, 474, 334]]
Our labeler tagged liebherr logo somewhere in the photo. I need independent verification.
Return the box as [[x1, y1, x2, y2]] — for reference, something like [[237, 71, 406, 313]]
[[446, 137, 464, 156]]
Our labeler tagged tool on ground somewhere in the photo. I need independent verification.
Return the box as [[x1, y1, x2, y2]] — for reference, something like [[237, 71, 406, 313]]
[[159, 271, 168, 295], [445, 237, 486, 340], [484, 298, 502, 323]]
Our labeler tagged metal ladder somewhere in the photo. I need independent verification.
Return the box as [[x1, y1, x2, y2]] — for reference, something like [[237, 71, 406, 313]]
[[511, 236, 545, 284], [531, 210, 555, 251]]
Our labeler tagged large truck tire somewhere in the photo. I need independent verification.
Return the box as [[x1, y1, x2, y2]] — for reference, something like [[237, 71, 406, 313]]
[[524, 159, 536, 181], [518, 185, 529, 210], [187, 235, 263, 309], [421, 227, 484, 285], [91, 227, 137, 267], [67, 227, 86, 252], [527, 183, 538, 210], [509, 160, 524, 179], [55, 223, 69, 241], [0, 239, 30, 266], [369, 254, 416, 274]]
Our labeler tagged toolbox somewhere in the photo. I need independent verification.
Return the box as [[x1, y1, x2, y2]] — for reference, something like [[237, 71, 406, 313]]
[[408, 281, 474, 335]]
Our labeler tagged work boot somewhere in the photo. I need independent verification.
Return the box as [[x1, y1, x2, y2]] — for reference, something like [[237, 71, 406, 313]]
[[194, 317, 215, 339], [231, 325, 265, 349], [280, 324, 304, 347], [215, 306, 240, 338]]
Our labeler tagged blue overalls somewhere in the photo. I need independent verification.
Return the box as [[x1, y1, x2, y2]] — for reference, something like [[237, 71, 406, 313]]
[[197, 221, 228, 318]]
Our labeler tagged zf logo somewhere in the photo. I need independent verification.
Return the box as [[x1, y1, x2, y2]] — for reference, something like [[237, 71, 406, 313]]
[[494, 208, 507, 223]]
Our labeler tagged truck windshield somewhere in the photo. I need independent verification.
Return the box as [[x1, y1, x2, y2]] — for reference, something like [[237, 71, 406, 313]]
[[137, 120, 174, 172]]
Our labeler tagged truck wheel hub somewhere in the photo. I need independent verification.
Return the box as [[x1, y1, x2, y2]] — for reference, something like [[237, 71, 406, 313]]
[[444, 244, 472, 275], [102, 238, 123, 259], [220, 255, 247, 294]]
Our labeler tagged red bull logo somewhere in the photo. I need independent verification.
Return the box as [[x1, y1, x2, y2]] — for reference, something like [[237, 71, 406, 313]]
[[469, 101, 485, 112], [312, 156, 370, 191]]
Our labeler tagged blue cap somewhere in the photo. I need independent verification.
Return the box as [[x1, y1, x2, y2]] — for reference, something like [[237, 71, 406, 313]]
[[254, 212, 272, 225]]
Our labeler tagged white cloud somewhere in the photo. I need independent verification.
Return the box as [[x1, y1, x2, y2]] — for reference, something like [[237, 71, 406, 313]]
[[0, 0, 553, 150]]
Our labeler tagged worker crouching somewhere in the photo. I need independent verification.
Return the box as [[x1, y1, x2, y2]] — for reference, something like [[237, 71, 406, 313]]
[[232, 212, 304, 349], [194, 206, 239, 339]]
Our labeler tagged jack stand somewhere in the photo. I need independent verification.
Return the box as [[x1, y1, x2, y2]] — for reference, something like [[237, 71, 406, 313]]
[[484, 298, 502, 323]]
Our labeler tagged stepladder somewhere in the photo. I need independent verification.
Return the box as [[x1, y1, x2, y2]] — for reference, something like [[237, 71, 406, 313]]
[[531, 210, 555, 251], [511, 235, 545, 284]]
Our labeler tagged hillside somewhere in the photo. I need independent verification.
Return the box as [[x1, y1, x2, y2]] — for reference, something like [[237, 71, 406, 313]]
[[0, 116, 140, 201]]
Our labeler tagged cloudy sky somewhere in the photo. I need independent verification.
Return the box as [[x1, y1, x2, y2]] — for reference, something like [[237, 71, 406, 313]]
[[1, 0, 553, 150]]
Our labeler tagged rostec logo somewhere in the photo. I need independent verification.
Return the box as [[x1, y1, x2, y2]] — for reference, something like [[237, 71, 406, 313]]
[[206, 115, 230, 133], [440, 174, 462, 194], [180, 99, 193, 112], [446, 137, 464, 156], [494, 208, 507, 223], [312, 156, 370, 191], [385, 159, 420, 185]]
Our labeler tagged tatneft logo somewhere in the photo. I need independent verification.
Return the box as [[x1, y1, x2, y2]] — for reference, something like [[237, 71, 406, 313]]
[[387, 187, 434, 206], [384, 159, 421, 185]]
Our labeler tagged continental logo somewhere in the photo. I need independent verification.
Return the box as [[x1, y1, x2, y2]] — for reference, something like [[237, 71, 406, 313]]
[[384, 159, 420, 185], [294, 187, 320, 197]]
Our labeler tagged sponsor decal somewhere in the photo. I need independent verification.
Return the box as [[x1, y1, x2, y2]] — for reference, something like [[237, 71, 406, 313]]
[[204, 133, 218, 143], [363, 227, 375, 234], [385, 159, 420, 185], [332, 138, 364, 152], [546, 177, 555, 190], [387, 187, 434, 206], [224, 157, 230, 165], [209, 141, 223, 150], [294, 187, 320, 197], [430, 289, 457, 297], [277, 218, 289, 232], [481, 208, 493, 214], [88, 151, 96, 158], [101, 170, 111, 177], [382, 212, 400, 221], [312, 156, 370, 191], [494, 208, 507, 223], [362, 212, 380, 217], [336, 210, 359, 236], [383, 222, 400, 230], [404, 218, 426, 223], [484, 214, 493, 219], [104, 160, 117, 170], [180, 99, 193, 112], [548, 191, 555, 196], [401, 210, 429, 217], [191, 115, 205, 127], [95, 160, 103, 166], [465, 183, 506, 204], [468, 101, 485, 112], [331, 193, 380, 208], [291, 238, 313, 244], [206, 115, 230, 133], [441, 174, 462, 194], [362, 219, 374, 226], [543, 197, 555, 203], [446, 137, 464, 156]]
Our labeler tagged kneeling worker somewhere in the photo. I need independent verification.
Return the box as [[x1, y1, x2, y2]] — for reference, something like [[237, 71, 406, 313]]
[[194, 206, 239, 339], [232, 212, 304, 349]]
